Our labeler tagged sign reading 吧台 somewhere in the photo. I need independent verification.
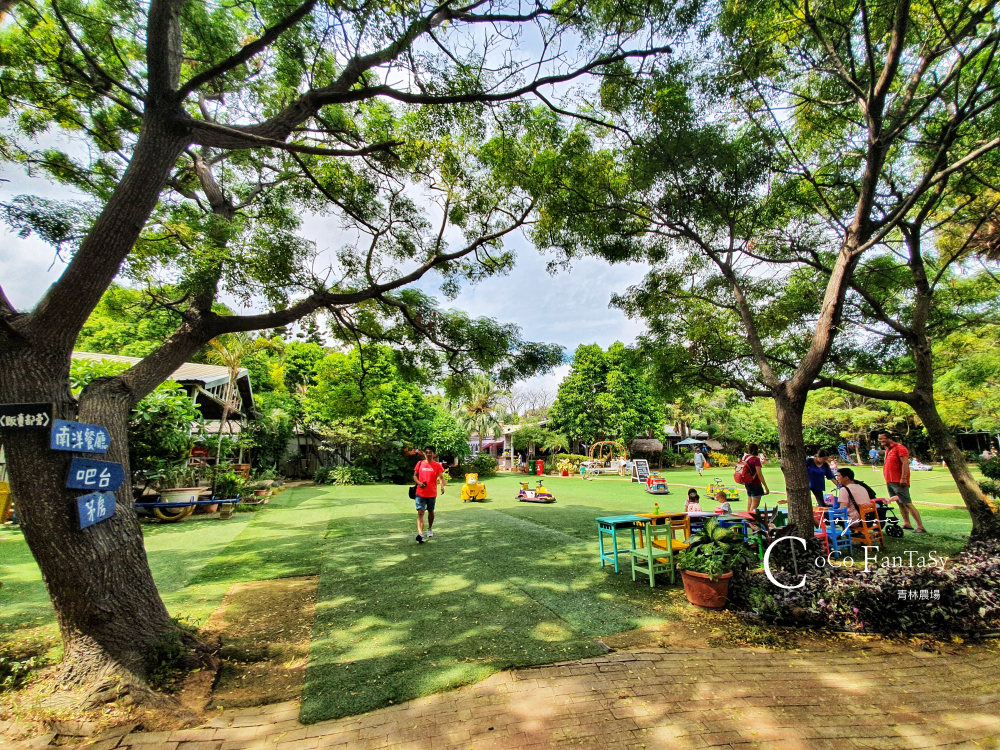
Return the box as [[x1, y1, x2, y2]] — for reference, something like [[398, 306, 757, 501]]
[[0, 403, 53, 429], [66, 457, 125, 492], [50, 420, 111, 454], [76, 491, 116, 529]]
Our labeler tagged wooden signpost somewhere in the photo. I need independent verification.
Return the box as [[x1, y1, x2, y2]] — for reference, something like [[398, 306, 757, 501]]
[[50, 420, 111, 454], [1, 404, 121, 529], [631, 459, 651, 483], [0, 403, 53, 429], [76, 491, 116, 529], [66, 457, 125, 492]]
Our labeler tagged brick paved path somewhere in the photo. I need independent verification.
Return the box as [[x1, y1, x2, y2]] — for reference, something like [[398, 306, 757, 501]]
[[61, 645, 1000, 750]]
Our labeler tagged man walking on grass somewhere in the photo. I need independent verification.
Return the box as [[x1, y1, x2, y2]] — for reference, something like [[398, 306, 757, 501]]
[[413, 446, 446, 543], [878, 431, 926, 533]]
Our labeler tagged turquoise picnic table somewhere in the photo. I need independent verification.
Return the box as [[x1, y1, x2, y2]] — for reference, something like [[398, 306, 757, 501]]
[[595, 515, 647, 573]]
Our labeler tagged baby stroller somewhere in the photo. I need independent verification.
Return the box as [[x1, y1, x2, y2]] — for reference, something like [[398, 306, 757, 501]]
[[876, 499, 904, 537]]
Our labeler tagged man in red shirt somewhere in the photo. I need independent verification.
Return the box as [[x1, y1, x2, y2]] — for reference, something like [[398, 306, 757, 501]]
[[879, 431, 925, 533], [413, 446, 446, 543]]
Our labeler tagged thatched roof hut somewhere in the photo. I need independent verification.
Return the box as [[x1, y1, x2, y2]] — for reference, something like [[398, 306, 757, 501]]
[[630, 437, 664, 454]]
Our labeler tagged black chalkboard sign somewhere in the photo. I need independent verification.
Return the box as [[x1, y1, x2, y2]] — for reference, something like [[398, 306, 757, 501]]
[[631, 459, 650, 483]]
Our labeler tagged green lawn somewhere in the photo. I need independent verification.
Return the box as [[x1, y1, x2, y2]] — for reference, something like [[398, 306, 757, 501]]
[[657, 462, 984, 507], [0, 470, 976, 723]]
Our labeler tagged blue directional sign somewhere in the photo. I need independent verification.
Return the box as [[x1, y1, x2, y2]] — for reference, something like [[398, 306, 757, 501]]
[[50, 420, 111, 454], [66, 457, 125, 492], [76, 491, 116, 529]]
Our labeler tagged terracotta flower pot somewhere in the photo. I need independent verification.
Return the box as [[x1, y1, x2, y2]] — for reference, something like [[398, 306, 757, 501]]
[[680, 570, 733, 610], [561, 470, 569, 476]]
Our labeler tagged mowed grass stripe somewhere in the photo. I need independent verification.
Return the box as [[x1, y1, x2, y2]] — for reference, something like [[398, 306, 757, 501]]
[[301, 492, 675, 723], [191, 486, 332, 585]]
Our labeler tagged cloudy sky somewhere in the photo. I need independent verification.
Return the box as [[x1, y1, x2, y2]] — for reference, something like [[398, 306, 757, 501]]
[[1, 166, 649, 392]]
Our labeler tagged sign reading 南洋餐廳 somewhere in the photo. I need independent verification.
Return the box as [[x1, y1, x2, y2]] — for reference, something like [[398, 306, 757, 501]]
[[76, 491, 116, 529], [0, 403, 53, 429], [66, 457, 125, 492], [50, 420, 111, 454]]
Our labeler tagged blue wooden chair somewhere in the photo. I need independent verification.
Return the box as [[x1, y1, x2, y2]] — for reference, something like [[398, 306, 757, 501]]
[[824, 505, 853, 558]]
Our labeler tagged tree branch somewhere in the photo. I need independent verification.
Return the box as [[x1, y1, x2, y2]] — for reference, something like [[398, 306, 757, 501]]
[[813, 376, 914, 403], [188, 118, 402, 156], [176, 0, 319, 99], [146, 0, 184, 100], [207, 199, 534, 335], [50, 0, 147, 105], [0, 284, 16, 318], [226, 45, 672, 144]]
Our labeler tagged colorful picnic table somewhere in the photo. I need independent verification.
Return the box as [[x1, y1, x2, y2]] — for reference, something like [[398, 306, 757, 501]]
[[634, 511, 692, 550], [595, 515, 647, 573]]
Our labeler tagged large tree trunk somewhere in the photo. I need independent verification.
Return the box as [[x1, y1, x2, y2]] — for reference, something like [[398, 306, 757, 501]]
[[774, 391, 813, 536], [0, 351, 174, 701], [911, 390, 1000, 540], [0, 117, 192, 698]]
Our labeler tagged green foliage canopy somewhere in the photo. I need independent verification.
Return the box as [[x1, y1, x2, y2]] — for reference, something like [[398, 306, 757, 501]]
[[549, 342, 661, 443]]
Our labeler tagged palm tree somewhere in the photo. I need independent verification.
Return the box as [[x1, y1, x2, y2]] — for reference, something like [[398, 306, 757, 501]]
[[207, 333, 283, 463], [453, 375, 508, 453], [541, 431, 569, 456]]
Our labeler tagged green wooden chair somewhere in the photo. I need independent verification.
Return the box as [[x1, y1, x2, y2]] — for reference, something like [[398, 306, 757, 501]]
[[630, 523, 681, 587]]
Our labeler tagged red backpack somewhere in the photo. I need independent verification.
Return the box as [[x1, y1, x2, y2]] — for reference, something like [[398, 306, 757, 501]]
[[733, 455, 754, 485]]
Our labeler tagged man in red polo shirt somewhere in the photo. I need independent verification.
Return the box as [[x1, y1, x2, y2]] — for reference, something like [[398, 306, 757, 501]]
[[413, 446, 446, 543], [879, 431, 925, 533]]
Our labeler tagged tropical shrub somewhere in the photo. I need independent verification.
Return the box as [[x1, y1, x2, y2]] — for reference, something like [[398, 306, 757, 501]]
[[470, 453, 498, 477], [708, 451, 731, 467], [313, 466, 374, 485], [450, 452, 499, 480], [675, 519, 757, 581], [71, 358, 203, 488], [660, 449, 682, 467], [212, 468, 246, 500]]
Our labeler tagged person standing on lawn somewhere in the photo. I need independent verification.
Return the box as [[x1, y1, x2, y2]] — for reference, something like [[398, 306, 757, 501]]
[[878, 432, 926, 533], [806, 449, 837, 507], [743, 442, 768, 513], [869, 445, 880, 471], [413, 446, 446, 543], [694, 448, 705, 476]]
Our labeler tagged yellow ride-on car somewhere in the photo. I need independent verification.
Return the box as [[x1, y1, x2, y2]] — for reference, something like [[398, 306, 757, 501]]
[[461, 473, 487, 502]]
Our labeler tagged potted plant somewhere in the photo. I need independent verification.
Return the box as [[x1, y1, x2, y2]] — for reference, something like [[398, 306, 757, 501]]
[[675, 518, 755, 609], [157, 466, 207, 509], [557, 458, 575, 477]]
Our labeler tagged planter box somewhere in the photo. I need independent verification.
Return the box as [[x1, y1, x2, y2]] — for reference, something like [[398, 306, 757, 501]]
[[680, 570, 732, 610]]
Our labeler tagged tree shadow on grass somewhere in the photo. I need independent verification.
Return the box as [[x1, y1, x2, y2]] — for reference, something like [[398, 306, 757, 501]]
[[191, 491, 336, 585], [301, 506, 680, 723]]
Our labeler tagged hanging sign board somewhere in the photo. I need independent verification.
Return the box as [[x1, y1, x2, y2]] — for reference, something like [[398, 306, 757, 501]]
[[50, 420, 111, 454], [76, 491, 116, 529], [631, 459, 650, 483], [66, 457, 125, 492], [0, 403, 53, 429]]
